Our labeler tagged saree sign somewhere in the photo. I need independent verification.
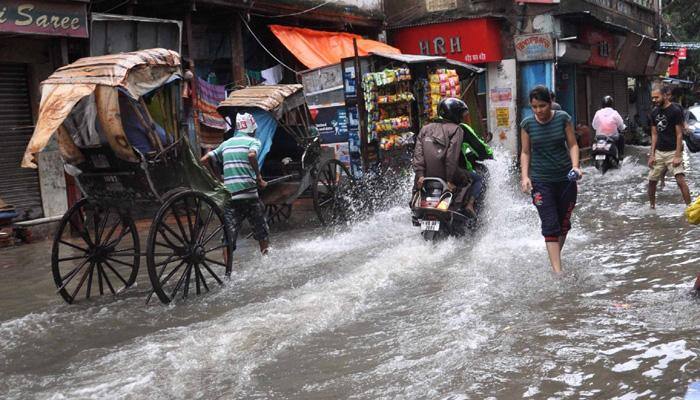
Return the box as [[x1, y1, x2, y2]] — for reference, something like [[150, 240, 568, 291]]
[[514, 33, 555, 62], [0, 0, 88, 38]]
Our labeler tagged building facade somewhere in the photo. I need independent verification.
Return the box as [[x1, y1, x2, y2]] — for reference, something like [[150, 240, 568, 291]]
[[384, 0, 669, 154]]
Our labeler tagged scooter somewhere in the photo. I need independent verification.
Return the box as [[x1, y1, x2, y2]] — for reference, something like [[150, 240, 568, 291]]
[[410, 177, 472, 241], [591, 134, 620, 174]]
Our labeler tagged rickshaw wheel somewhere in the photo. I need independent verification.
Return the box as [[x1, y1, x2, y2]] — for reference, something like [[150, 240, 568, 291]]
[[51, 198, 140, 304], [146, 191, 233, 304], [312, 159, 354, 226]]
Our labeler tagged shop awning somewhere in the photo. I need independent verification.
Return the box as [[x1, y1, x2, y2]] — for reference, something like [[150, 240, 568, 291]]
[[369, 52, 484, 74], [269, 25, 401, 69]]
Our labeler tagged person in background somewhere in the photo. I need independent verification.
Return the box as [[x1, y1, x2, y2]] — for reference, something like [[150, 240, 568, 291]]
[[200, 113, 270, 255], [647, 85, 691, 209], [591, 95, 626, 158], [550, 91, 562, 111], [520, 86, 582, 274]]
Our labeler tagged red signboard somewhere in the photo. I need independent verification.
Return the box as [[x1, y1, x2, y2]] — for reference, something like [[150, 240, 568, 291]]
[[579, 26, 616, 68], [0, 0, 88, 38], [667, 51, 680, 76], [677, 47, 687, 60], [390, 18, 503, 64]]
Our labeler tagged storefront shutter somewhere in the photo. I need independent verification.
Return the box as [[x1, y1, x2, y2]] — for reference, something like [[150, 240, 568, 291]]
[[0, 63, 43, 220]]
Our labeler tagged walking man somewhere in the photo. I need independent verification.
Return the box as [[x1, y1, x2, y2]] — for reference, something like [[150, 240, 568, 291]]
[[201, 113, 270, 254], [648, 86, 691, 209]]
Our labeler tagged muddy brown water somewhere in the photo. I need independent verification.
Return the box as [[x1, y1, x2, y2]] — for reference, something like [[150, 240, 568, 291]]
[[0, 146, 698, 399]]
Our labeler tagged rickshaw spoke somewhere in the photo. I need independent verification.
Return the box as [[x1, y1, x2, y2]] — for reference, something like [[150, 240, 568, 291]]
[[104, 256, 134, 268], [201, 261, 224, 285], [69, 215, 93, 247], [203, 257, 227, 268], [95, 207, 111, 245], [99, 263, 116, 295], [194, 264, 202, 295], [58, 259, 90, 291], [70, 265, 92, 301], [96, 262, 104, 295], [158, 223, 185, 247], [192, 197, 203, 242], [201, 225, 224, 247], [170, 263, 192, 300], [101, 217, 122, 247], [58, 255, 89, 262], [159, 260, 186, 288], [155, 240, 179, 251], [109, 247, 137, 256], [157, 224, 184, 248], [86, 263, 94, 299], [105, 225, 132, 248], [59, 240, 89, 253], [182, 197, 195, 242], [154, 254, 181, 267], [196, 264, 210, 292], [318, 198, 333, 208], [197, 208, 215, 244], [103, 260, 129, 287], [169, 206, 190, 244], [183, 264, 193, 298], [204, 243, 228, 254]]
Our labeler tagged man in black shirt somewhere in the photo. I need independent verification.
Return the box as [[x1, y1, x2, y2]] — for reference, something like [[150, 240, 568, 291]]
[[648, 85, 691, 208]]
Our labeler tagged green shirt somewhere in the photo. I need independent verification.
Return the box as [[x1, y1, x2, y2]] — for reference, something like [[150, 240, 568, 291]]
[[521, 111, 572, 182], [209, 131, 261, 199]]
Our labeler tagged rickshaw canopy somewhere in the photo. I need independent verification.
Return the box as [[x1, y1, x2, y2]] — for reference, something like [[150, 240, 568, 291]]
[[22, 48, 181, 168], [216, 84, 305, 120]]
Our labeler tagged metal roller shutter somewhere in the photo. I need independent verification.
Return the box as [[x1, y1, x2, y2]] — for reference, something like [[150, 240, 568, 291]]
[[0, 63, 43, 220]]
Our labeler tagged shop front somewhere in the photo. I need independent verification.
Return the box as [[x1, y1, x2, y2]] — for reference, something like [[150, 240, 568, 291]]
[[388, 19, 519, 153], [0, 0, 88, 221]]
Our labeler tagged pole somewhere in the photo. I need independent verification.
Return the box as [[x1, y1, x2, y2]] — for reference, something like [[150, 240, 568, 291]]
[[231, 16, 246, 86], [353, 38, 368, 172]]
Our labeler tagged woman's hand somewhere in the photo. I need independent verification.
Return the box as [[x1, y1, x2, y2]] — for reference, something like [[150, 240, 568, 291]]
[[572, 166, 583, 180], [521, 177, 533, 193]]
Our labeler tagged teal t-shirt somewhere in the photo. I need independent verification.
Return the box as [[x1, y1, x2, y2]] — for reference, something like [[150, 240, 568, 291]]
[[520, 110, 572, 182], [209, 131, 261, 197]]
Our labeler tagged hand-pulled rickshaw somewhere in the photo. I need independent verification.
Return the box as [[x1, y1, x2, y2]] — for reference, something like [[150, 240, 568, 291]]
[[23, 49, 234, 304], [216, 85, 356, 226]]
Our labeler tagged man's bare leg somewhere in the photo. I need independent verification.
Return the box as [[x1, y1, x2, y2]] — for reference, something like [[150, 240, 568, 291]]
[[675, 174, 691, 205], [259, 239, 270, 255], [648, 180, 658, 209]]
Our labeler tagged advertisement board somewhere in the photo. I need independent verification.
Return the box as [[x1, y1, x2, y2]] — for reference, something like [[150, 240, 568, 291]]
[[514, 34, 555, 62], [0, 0, 88, 38]]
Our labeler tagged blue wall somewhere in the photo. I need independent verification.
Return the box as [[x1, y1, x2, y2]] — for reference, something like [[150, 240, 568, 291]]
[[519, 61, 554, 120]]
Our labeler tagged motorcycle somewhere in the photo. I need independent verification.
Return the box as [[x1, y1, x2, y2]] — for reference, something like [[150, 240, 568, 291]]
[[591, 134, 620, 174], [410, 176, 480, 241]]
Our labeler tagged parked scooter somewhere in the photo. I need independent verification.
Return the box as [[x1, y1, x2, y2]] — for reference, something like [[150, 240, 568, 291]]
[[591, 134, 620, 174]]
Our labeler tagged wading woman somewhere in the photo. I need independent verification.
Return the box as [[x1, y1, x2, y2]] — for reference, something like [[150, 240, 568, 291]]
[[520, 86, 582, 273]]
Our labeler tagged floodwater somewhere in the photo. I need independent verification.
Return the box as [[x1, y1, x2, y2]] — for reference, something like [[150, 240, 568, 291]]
[[1, 146, 698, 399]]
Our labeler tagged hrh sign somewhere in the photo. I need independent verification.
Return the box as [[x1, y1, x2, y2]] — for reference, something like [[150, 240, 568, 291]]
[[514, 33, 555, 62], [0, 0, 88, 38]]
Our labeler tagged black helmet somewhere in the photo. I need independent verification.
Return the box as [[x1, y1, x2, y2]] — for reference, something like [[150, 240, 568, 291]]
[[602, 95, 614, 108], [438, 98, 468, 124]]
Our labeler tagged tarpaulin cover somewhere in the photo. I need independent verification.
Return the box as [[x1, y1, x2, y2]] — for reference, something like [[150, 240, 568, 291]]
[[22, 48, 181, 168], [269, 25, 401, 69], [250, 109, 278, 168]]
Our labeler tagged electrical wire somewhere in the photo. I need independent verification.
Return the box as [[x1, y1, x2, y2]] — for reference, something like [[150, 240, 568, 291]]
[[238, 13, 298, 73], [253, 0, 337, 18]]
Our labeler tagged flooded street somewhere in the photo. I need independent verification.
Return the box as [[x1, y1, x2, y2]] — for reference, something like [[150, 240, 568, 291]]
[[1, 146, 699, 399]]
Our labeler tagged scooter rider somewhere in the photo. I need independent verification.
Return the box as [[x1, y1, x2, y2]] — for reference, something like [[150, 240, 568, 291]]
[[592, 95, 626, 158], [413, 98, 473, 216]]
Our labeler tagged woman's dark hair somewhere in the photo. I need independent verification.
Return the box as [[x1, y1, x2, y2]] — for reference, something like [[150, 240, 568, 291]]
[[529, 85, 552, 103]]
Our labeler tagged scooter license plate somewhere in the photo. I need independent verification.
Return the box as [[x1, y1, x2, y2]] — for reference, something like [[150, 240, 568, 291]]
[[420, 220, 440, 231], [595, 154, 606, 160]]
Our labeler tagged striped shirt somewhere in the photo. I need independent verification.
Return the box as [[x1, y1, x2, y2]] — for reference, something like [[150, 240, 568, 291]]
[[521, 110, 572, 182], [208, 131, 261, 199]]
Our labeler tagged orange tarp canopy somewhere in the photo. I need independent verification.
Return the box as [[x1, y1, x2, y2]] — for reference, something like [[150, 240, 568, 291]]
[[269, 25, 401, 69]]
